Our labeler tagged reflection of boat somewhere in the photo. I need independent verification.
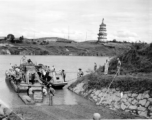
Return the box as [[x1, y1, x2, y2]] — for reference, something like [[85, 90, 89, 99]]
[[50, 71, 68, 88]]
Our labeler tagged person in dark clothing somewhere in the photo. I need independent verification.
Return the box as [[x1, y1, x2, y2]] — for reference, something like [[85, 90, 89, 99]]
[[61, 70, 66, 82], [30, 73, 35, 85]]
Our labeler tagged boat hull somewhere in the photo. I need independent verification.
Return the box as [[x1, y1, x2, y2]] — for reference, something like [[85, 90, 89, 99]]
[[6, 75, 42, 93], [51, 82, 68, 89]]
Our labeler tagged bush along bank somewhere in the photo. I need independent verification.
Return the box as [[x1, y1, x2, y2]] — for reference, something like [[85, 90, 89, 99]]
[[68, 74, 152, 118]]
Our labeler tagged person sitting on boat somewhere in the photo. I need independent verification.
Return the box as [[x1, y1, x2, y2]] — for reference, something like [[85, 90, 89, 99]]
[[47, 66, 51, 73], [61, 70, 66, 82], [27, 86, 33, 98], [42, 86, 47, 96], [15, 71, 22, 84], [9, 69, 16, 81], [77, 68, 84, 78], [27, 59, 34, 65]]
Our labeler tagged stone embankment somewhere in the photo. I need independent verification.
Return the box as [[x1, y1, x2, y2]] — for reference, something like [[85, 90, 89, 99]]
[[69, 82, 152, 118]]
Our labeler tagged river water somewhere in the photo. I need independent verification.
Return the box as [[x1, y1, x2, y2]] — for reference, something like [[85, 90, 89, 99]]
[[0, 55, 108, 108]]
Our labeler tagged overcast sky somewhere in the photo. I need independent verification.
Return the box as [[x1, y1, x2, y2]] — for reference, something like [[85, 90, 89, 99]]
[[0, 0, 151, 42]]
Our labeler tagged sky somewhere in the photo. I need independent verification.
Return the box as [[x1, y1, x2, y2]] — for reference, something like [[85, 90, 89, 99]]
[[0, 0, 151, 42]]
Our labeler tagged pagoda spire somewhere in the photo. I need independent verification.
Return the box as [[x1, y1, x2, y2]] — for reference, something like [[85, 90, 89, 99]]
[[97, 18, 107, 42], [102, 18, 104, 24]]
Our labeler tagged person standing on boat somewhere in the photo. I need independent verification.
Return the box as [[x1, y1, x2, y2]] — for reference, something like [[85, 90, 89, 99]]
[[61, 70, 66, 82], [104, 59, 109, 75], [94, 63, 97, 72], [77, 68, 84, 78], [51, 65, 56, 77], [30, 73, 36, 85], [21, 55, 27, 64], [42, 68, 46, 81], [51, 66, 55, 72], [117, 58, 121, 75]]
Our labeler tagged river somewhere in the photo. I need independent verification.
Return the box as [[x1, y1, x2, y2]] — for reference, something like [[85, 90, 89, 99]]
[[0, 55, 108, 108]]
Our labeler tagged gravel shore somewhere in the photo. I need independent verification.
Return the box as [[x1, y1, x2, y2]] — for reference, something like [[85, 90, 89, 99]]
[[12, 104, 142, 120]]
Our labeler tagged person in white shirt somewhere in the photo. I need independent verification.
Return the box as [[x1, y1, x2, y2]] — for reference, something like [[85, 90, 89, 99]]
[[117, 58, 121, 75], [42, 86, 47, 96]]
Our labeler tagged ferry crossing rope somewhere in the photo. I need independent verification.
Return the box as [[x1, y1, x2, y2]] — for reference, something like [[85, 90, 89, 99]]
[[97, 71, 118, 105]]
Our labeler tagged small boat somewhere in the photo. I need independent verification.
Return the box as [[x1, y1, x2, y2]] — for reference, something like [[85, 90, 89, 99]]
[[50, 71, 68, 88]]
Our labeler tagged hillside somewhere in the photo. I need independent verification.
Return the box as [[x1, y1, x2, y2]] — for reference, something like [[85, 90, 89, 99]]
[[0, 39, 132, 56], [108, 42, 151, 74]]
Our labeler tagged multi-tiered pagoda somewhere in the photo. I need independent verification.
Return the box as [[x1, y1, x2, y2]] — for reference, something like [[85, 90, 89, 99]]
[[97, 18, 107, 42]]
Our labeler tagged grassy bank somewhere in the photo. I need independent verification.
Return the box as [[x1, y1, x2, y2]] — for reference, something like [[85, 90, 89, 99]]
[[70, 42, 152, 93]]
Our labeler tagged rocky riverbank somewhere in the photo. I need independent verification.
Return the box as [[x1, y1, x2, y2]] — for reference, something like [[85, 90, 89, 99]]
[[68, 75, 152, 119]]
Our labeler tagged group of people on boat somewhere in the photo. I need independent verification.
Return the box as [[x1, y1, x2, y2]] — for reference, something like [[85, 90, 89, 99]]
[[6, 64, 23, 85]]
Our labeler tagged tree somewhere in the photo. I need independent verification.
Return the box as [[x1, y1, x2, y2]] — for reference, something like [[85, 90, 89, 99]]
[[7, 34, 15, 43], [19, 36, 24, 43]]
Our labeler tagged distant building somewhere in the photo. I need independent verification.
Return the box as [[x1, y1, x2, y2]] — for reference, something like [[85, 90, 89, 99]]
[[0, 37, 6, 41], [98, 18, 107, 42]]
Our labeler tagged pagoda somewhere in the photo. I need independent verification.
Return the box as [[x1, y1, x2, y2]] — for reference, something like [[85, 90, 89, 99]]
[[97, 18, 107, 42]]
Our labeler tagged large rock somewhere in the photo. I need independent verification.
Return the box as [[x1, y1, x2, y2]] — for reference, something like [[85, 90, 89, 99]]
[[128, 98, 133, 103], [145, 101, 150, 108], [138, 106, 146, 111], [127, 93, 132, 97], [92, 95, 98, 101], [143, 91, 150, 99], [121, 102, 127, 110], [148, 98, 152, 102], [94, 90, 101, 96], [137, 94, 143, 100], [132, 93, 138, 97], [148, 104, 152, 111], [114, 101, 121, 109], [139, 99, 147, 106], [123, 94, 128, 99], [139, 111, 148, 118], [98, 92, 103, 97], [131, 99, 138, 105], [129, 105, 137, 110]]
